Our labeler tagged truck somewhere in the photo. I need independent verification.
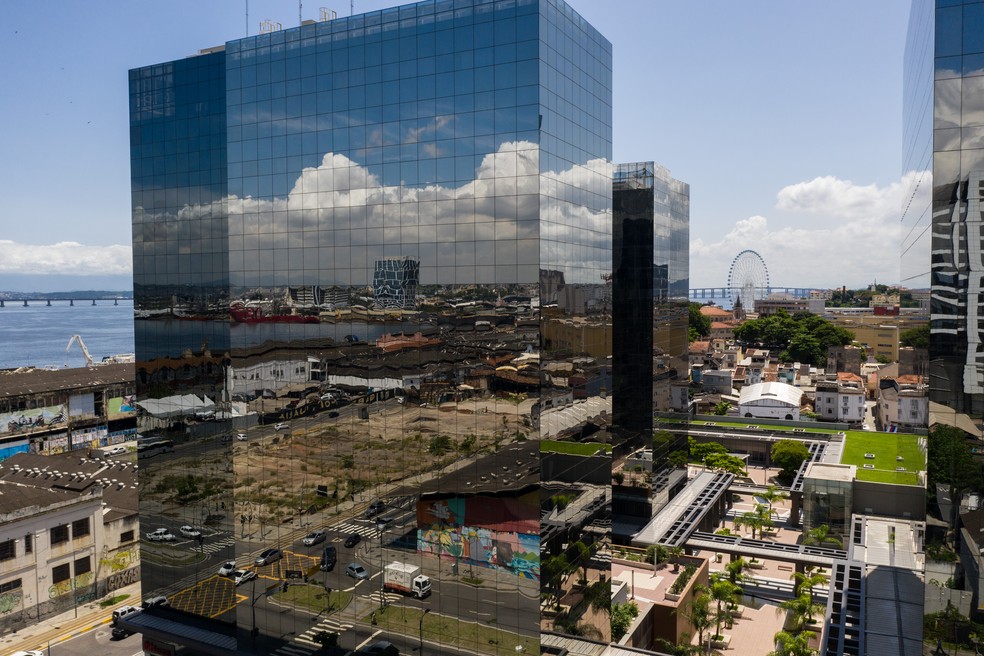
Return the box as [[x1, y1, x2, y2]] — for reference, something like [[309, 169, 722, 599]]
[[383, 562, 431, 598]]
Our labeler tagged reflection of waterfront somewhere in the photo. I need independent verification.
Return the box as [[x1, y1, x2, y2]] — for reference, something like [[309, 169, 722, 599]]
[[135, 319, 430, 358]]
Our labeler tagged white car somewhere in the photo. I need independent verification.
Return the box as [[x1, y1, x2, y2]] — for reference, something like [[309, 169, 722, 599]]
[[12, 651, 44, 656], [218, 560, 237, 576], [273, 422, 289, 431], [236, 432, 248, 441], [106, 446, 127, 456], [233, 569, 257, 586], [146, 528, 175, 542], [179, 525, 202, 538]]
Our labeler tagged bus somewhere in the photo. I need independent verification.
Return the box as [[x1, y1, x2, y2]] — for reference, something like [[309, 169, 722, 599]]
[[136, 439, 174, 457]]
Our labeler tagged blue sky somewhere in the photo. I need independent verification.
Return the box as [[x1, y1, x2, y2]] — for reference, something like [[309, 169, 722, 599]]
[[0, 1, 911, 291]]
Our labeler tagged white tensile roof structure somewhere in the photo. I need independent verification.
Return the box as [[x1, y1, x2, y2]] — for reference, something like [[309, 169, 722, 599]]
[[738, 381, 803, 408]]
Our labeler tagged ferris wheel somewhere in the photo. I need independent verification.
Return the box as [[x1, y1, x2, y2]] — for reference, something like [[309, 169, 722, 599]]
[[727, 250, 770, 308]]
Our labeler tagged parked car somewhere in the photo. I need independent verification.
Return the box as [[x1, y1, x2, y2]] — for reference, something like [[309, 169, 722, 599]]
[[365, 500, 386, 518], [302, 530, 327, 546], [12, 651, 45, 656], [146, 528, 175, 542], [328, 411, 340, 418], [343, 533, 361, 548], [218, 560, 237, 576], [255, 548, 282, 566], [142, 595, 169, 608], [106, 446, 127, 456], [235, 432, 248, 441], [359, 641, 399, 655], [233, 569, 257, 586], [273, 422, 289, 431], [345, 563, 369, 580], [179, 525, 202, 538]]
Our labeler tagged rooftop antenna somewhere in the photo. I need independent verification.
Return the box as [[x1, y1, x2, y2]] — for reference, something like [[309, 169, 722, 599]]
[[246, 0, 249, 36], [300, 0, 302, 26], [351, 0, 355, 16]]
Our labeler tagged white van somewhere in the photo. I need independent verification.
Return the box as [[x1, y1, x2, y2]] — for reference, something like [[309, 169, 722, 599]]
[[112, 604, 139, 624]]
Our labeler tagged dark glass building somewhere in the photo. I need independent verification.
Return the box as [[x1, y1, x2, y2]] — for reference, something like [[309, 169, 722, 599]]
[[128, 0, 611, 653], [611, 162, 690, 539], [916, 0, 984, 416]]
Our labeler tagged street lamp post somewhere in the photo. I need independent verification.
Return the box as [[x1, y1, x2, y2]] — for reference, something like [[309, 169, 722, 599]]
[[419, 607, 431, 654]]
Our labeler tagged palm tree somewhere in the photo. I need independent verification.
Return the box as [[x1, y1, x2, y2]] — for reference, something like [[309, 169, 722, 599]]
[[725, 557, 748, 586], [802, 524, 843, 548], [677, 585, 714, 655], [760, 484, 789, 520], [777, 592, 823, 631], [791, 567, 828, 606], [768, 630, 817, 656], [709, 578, 742, 639]]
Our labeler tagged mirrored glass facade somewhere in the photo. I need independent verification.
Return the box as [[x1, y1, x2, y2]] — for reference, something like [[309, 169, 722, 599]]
[[130, 1, 611, 653], [923, 0, 984, 415]]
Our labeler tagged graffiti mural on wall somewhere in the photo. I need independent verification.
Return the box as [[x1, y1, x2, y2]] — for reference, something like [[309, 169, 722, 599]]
[[108, 567, 139, 591], [101, 546, 138, 572], [49, 571, 93, 599], [0, 590, 22, 615], [2, 405, 67, 436]]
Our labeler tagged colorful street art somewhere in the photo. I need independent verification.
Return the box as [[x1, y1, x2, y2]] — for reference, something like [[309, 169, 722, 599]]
[[416, 496, 540, 580], [0, 590, 22, 615], [49, 571, 93, 599], [1, 404, 67, 437], [100, 546, 137, 572], [108, 396, 137, 419]]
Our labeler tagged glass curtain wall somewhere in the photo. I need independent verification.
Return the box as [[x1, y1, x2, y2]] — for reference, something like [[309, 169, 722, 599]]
[[129, 50, 238, 631]]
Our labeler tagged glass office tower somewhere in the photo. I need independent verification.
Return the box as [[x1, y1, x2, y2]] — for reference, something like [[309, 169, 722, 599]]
[[919, 0, 984, 417], [611, 162, 690, 539], [129, 1, 611, 653]]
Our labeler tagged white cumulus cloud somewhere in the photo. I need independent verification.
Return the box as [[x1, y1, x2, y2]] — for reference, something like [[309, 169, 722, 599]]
[[692, 173, 927, 290], [0, 240, 131, 276]]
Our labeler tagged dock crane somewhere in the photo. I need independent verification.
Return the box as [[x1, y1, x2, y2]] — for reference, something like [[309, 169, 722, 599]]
[[66, 335, 94, 366]]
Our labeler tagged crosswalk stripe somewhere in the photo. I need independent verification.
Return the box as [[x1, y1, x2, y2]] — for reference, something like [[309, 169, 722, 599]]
[[328, 521, 379, 538]]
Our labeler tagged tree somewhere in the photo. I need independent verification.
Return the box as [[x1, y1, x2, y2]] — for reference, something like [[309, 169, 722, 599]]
[[669, 450, 689, 469], [791, 566, 828, 606], [689, 302, 711, 342], [802, 524, 843, 549], [611, 601, 639, 642], [759, 484, 789, 520], [676, 586, 713, 655], [739, 504, 773, 539], [725, 557, 748, 586], [709, 578, 742, 639], [704, 452, 747, 477], [899, 324, 930, 349], [733, 310, 852, 365], [570, 540, 592, 582], [768, 630, 817, 656], [771, 439, 809, 475], [713, 401, 731, 416], [927, 424, 983, 539], [777, 592, 823, 631], [689, 437, 727, 465], [542, 554, 571, 608]]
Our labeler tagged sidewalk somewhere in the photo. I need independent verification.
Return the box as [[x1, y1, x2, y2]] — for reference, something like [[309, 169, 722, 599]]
[[1, 581, 143, 655]]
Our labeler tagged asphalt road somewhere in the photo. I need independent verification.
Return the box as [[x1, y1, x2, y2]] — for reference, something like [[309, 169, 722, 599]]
[[44, 623, 143, 656]]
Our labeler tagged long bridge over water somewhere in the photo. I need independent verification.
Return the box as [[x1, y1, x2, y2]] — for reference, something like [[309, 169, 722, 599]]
[[0, 297, 130, 308], [689, 286, 816, 300]]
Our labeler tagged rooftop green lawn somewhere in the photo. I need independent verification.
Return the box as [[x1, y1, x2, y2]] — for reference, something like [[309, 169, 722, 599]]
[[540, 440, 611, 456], [683, 418, 842, 435], [841, 431, 925, 486]]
